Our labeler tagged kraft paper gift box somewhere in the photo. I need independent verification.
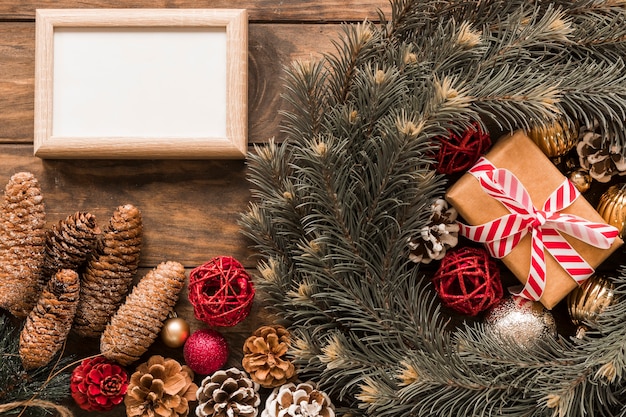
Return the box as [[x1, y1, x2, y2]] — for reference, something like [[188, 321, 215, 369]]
[[446, 131, 623, 309]]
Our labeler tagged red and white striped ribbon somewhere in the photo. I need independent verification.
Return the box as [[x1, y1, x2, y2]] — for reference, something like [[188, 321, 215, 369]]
[[459, 157, 618, 301]]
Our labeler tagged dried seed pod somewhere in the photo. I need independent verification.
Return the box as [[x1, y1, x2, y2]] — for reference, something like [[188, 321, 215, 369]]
[[40, 212, 101, 285], [74, 204, 143, 338], [19, 269, 80, 369], [0, 172, 46, 317], [101, 261, 186, 366]]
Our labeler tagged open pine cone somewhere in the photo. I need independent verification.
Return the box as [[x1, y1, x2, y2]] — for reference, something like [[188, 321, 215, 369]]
[[242, 325, 296, 388], [196, 367, 260, 417], [261, 382, 335, 417], [408, 198, 459, 264], [125, 355, 197, 417], [577, 122, 626, 182]]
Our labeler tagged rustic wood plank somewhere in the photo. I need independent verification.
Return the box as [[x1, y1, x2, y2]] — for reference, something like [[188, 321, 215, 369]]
[[0, 22, 342, 145], [0, 0, 390, 22]]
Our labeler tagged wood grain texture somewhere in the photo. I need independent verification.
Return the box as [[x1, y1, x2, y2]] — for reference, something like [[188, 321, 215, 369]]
[[0, 0, 390, 22]]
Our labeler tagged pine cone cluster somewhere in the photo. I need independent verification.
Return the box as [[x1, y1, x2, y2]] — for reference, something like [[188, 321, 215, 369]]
[[242, 325, 296, 388], [101, 261, 186, 365], [74, 204, 143, 338], [0, 172, 46, 317], [408, 198, 459, 264], [577, 122, 626, 182], [196, 368, 260, 417], [19, 269, 80, 369], [125, 355, 197, 417], [261, 382, 335, 417]]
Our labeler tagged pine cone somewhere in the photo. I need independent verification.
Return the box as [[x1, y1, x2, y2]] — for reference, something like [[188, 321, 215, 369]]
[[242, 325, 296, 388], [40, 211, 101, 283], [0, 172, 46, 317], [19, 269, 79, 369], [74, 204, 143, 338], [125, 355, 197, 417], [408, 198, 459, 264], [196, 368, 260, 417], [577, 122, 626, 183], [261, 382, 335, 417], [101, 261, 186, 365]]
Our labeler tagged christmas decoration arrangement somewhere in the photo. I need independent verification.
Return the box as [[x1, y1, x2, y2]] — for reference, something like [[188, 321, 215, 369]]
[[242, 325, 296, 388], [195, 367, 260, 417], [241, 1, 626, 415]]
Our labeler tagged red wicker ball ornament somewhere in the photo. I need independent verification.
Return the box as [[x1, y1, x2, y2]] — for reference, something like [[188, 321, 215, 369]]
[[435, 122, 491, 175], [188, 256, 255, 327], [431, 246, 503, 316]]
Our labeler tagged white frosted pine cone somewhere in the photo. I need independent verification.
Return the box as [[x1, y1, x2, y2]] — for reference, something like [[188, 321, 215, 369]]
[[196, 367, 260, 417], [261, 381, 335, 417], [408, 198, 459, 264]]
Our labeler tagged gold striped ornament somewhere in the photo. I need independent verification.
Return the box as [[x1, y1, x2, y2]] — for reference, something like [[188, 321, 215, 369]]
[[597, 183, 626, 238], [527, 118, 579, 158], [567, 274, 615, 338]]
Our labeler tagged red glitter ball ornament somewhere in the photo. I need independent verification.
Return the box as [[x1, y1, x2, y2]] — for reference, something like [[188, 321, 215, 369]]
[[431, 246, 503, 316], [435, 122, 491, 175], [183, 329, 229, 375], [188, 256, 255, 327], [70, 356, 128, 412]]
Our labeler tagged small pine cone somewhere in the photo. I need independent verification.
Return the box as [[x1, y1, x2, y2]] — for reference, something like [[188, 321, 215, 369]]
[[101, 261, 186, 366], [261, 381, 335, 417], [19, 269, 79, 369], [196, 367, 260, 417], [74, 204, 143, 338], [40, 211, 101, 283], [242, 325, 296, 388], [0, 172, 46, 317], [577, 121, 626, 183], [125, 355, 197, 417], [408, 198, 459, 264]]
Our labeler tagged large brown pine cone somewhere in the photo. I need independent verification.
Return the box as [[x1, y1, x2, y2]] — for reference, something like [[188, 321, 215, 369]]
[[242, 325, 296, 388], [19, 269, 80, 369], [125, 355, 197, 417], [261, 382, 335, 417], [74, 204, 143, 338], [0, 172, 46, 317], [40, 211, 101, 283], [196, 368, 260, 417], [100, 261, 186, 365]]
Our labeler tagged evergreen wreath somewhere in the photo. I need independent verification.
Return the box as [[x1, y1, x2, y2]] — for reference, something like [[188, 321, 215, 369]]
[[240, 1, 626, 416]]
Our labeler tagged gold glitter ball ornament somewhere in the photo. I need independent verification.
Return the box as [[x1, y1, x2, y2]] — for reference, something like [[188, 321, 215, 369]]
[[160, 317, 190, 348], [567, 274, 615, 338], [569, 169, 592, 193], [597, 183, 626, 238], [484, 296, 557, 350], [527, 118, 579, 158]]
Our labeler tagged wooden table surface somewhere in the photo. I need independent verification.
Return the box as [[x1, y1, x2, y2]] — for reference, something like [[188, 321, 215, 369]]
[[0, 1, 390, 416]]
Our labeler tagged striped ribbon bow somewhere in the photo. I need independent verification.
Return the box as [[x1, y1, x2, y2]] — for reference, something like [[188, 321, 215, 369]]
[[459, 157, 618, 301]]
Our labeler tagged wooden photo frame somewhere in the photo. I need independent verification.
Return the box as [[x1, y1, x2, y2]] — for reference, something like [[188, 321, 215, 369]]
[[34, 9, 248, 159]]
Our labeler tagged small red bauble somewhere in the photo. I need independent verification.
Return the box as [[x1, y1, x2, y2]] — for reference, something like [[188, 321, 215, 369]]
[[431, 246, 503, 316], [183, 329, 229, 375], [70, 356, 128, 412], [435, 122, 491, 175], [188, 256, 255, 327]]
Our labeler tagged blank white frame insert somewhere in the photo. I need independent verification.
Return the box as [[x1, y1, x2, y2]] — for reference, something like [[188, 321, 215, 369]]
[[34, 9, 248, 159]]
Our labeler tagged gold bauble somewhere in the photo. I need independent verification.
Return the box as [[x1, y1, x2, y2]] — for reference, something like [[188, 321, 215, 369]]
[[569, 169, 592, 193], [597, 183, 626, 238], [160, 317, 190, 348], [567, 274, 615, 338], [527, 119, 579, 158]]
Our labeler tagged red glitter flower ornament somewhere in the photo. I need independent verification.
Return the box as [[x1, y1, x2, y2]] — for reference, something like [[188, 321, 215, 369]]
[[188, 256, 255, 327], [71, 356, 129, 412]]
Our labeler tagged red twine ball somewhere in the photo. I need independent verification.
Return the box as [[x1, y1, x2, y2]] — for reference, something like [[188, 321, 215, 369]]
[[435, 122, 491, 175], [70, 356, 128, 412], [188, 256, 255, 327], [432, 246, 503, 316], [183, 329, 229, 375]]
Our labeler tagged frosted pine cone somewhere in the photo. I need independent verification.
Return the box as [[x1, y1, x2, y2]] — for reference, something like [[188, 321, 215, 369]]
[[196, 368, 260, 417], [125, 355, 197, 417], [261, 382, 335, 417], [0, 172, 46, 317], [101, 261, 186, 365], [40, 211, 101, 282], [74, 204, 143, 338], [242, 325, 296, 388], [408, 198, 459, 264], [19, 269, 79, 369], [577, 122, 626, 183]]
